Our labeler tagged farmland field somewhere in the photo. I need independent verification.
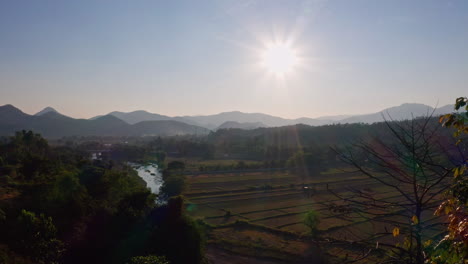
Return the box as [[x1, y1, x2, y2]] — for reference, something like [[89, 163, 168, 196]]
[[183, 168, 445, 263]]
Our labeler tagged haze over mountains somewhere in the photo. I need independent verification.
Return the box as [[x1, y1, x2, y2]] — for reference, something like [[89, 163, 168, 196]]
[[0, 105, 209, 138], [34, 106, 62, 117], [94, 103, 456, 129], [217, 121, 266, 130], [0, 103, 459, 138], [338, 103, 455, 124]]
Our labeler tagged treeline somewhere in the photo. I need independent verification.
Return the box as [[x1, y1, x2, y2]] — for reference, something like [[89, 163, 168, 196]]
[[65, 117, 456, 174], [0, 131, 204, 264]]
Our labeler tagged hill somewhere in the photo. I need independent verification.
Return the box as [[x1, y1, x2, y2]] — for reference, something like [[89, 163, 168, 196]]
[[89, 103, 456, 129], [1, 103, 459, 137], [178, 111, 291, 129], [34, 106, 61, 116], [130, 120, 210, 136], [0, 105, 209, 138], [336, 103, 458, 124], [217, 121, 266, 130], [106, 110, 172, 124]]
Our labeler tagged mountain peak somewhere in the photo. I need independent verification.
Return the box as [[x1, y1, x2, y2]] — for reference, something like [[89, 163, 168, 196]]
[[0, 104, 26, 115], [35, 107, 59, 116], [103, 110, 172, 124], [0, 104, 30, 123], [400, 103, 426, 106], [130, 110, 151, 114], [0, 104, 21, 111]]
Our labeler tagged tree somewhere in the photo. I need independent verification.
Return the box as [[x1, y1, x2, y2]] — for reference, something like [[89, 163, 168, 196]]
[[431, 96, 468, 263], [304, 209, 320, 236], [160, 175, 186, 198], [286, 149, 327, 179], [0, 132, 172, 263], [15, 210, 64, 264], [146, 196, 205, 264], [329, 116, 457, 264], [2, 130, 50, 180]]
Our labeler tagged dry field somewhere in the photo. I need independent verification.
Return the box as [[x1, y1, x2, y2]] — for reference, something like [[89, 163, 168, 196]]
[[184, 169, 445, 263]]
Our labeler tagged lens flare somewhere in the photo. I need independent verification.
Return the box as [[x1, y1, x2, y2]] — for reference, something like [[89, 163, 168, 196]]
[[261, 42, 298, 77]]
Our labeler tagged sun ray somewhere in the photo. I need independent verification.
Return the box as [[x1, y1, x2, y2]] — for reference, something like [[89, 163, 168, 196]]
[[260, 42, 299, 77]]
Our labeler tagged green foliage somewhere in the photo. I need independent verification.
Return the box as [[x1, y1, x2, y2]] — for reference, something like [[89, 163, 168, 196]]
[[286, 149, 333, 177], [160, 175, 186, 198], [107, 144, 150, 161], [433, 96, 468, 263], [304, 210, 320, 236], [440, 97, 468, 141], [146, 196, 206, 264], [117, 189, 156, 218], [425, 240, 468, 264], [2, 131, 51, 180], [44, 172, 88, 215], [15, 210, 64, 264], [0, 131, 161, 263], [127, 255, 170, 264]]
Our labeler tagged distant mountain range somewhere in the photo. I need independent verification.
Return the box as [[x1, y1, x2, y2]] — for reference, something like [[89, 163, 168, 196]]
[[337, 103, 455, 124], [94, 110, 344, 129], [92, 103, 457, 129], [0, 103, 460, 138], [0, 105, 209, 138], [217, 121, 266, 130]]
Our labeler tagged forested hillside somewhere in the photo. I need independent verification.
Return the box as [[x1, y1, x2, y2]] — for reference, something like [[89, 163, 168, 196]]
[[0, 131, 205, 264]]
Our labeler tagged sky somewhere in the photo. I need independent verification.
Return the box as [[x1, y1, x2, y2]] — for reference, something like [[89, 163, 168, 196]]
[[0, 0, 467, 119]]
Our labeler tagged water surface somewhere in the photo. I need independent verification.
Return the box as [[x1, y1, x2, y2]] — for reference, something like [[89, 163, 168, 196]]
[[130, 163, 163, 195]]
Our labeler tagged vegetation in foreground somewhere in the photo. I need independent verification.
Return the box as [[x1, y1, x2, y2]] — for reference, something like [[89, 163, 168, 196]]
[[0, 131, 204, 264], [0, 97, 466, 263]]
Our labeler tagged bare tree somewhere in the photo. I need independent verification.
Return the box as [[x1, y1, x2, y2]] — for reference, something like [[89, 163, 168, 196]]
[[326, 116, 461, 264]]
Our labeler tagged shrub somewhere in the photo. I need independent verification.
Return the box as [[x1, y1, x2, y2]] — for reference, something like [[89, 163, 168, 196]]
[[304, 210, 320, 236], [15, 210, 64, 264]]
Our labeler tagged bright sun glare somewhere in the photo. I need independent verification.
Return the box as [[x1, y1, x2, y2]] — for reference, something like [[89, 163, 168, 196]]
[[261, 42, 298, 77]]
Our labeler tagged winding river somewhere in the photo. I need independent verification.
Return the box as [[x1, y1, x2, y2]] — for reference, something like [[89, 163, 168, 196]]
[[129, 163, 163, 195]]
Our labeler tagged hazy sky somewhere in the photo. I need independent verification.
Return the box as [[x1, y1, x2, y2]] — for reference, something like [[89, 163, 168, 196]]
[[1, 0, 467, 119]]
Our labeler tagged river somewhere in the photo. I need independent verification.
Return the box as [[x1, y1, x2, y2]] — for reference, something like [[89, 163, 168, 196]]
[[129, 163, 163, 195]]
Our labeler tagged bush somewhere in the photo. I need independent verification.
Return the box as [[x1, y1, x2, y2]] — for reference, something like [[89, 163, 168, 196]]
[[304, 210, 320, 236], [15, 210, 64, 264], [145, 196, 205, 264], [160, 175, 186, 198]]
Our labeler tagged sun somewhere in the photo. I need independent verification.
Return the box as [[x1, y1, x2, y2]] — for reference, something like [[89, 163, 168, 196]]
[[261, 42, 298, 77]]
